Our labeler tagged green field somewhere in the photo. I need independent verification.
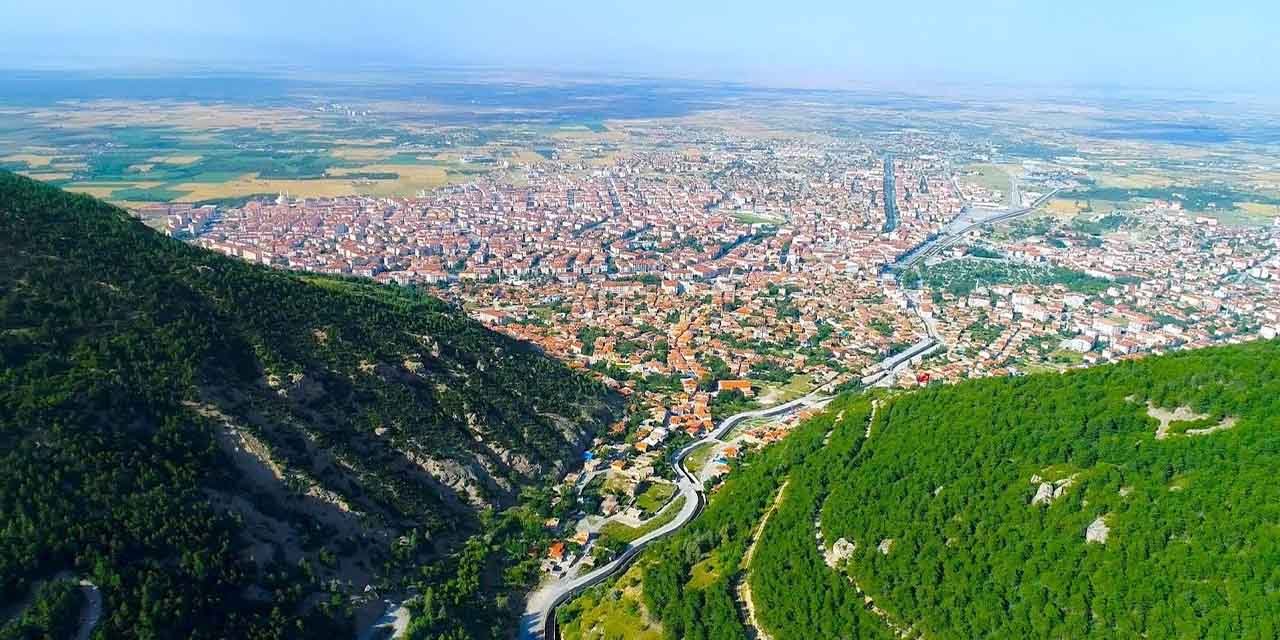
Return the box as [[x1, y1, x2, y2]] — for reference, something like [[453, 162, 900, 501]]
[[904, 257, 1116, 296], [634, 481, 676, 514], [683, 442, 717, 476], [558, 560, 663, 640], [599, 496, 686, 546]]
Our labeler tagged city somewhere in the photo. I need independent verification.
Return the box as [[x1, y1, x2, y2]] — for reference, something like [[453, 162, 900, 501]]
[[140, 124, 1280, 635]]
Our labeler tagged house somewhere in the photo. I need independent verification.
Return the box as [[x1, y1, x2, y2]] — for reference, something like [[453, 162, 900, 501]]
[[717, 379, 753, 396], [548, 541, 566, 562]]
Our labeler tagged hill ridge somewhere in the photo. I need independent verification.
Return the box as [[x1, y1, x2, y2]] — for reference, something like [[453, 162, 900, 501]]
[[0, 171, 619, 637]]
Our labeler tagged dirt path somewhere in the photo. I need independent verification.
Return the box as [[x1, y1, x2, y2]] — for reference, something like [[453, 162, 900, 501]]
[[736, 479, 789, 640], [865, 400, 880, 438]]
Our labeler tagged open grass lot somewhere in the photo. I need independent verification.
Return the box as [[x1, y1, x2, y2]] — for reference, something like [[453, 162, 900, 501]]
[[64, 181, 167, 199], [1093, 171, 1176, 189], [1041, 197, 1135, 219], [599, 496, 685, 546], [961, 162, 1020, 200], [1237, 201, 1280, 217], [732, 210, 784, 225], [1197, 203, 1280, 227], [633, 481, 676, 514], [686, 554, 724, 589], [758, 373, 813, 403], [683, 442, 717, 476], [146, 154, 203, 165], [1042, 197, 1087, 218], [168, 174, 358, 201], [328, 147, 399, 162]]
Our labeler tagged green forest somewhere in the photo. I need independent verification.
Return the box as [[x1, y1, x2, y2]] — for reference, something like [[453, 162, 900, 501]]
[[0, 172, 619, 638], [903, 257, 1116, 296], [562, 340, 1280, 639], [820, 339, 1280, 639]]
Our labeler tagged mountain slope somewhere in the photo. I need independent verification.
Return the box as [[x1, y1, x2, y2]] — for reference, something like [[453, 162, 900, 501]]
[[0, 172, 620, 637], [571, 340, 1280, 640], [816, 340, 1280, 639]]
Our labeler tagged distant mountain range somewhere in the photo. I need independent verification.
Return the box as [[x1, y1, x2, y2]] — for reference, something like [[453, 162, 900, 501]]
[[0, 172, 620, 637]]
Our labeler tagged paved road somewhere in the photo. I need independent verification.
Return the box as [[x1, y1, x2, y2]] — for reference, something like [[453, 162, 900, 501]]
[[518, 389, 833, 640], [73, 580, 102, 640], [357, 599, 410, 640], [889, 188, 1060, 272]]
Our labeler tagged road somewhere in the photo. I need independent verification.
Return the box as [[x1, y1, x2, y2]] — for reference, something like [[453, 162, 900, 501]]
[[358, 599, 410, 640], [73, 580, 102, 640], [888, 188, 1060, 273], [518, 184, 1057, 636], [518, 388, 834, 640]]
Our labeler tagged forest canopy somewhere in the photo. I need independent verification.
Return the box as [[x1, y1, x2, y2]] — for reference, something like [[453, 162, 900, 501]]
[[0, 172, 619, 638]]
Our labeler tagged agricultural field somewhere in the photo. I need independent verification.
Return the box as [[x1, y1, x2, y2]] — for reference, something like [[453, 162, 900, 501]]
[[0, 99, 627, 207]]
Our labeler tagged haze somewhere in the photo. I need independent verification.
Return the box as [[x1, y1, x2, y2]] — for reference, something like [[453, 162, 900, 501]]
[[3, 0, 1279, 92]]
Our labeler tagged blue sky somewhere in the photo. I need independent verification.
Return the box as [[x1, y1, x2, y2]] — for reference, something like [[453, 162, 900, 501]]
[[3, 0, 1277, 92]]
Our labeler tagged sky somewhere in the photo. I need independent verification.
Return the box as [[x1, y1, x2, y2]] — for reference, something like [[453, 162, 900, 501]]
[[3, 0, 1279, 93]]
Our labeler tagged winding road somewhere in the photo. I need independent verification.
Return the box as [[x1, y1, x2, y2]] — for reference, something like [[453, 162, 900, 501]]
[[515, 188, 1057, 638], [517, 388, 834, 640]]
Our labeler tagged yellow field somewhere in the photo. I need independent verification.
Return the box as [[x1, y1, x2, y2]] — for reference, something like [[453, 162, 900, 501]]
[[1094, 172, 1175, 189], [586, 151, 625, 167], [167, 163, 457, 201], [2, 153, 54, 168], [1042, 198, 1089, 218], [331, 137, 397, 146], [509, 150, 546, 165], [551, 128, 627, 143], [147, 154, 203, 165], [330, 163, 452, 194], [1238, 202, 1280, 217], [329, 147, 398, 162], [171, 174, 361, 201], [19, 171, 73, 182], [65, 182, 163, 199]]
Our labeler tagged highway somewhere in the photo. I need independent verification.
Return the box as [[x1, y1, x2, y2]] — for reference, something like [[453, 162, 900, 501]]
[[889, 188, 1059, 272], [73, 579, 102, 640], [518, 388, 834, 640]]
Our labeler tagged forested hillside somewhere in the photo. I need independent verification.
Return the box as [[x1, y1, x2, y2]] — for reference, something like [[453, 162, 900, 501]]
[[0, 172, 620, 638], [562, 340, 1280, 640], [819, 339, 1280, 639]]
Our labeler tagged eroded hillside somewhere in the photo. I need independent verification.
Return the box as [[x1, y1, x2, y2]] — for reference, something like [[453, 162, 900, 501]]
[[0, 172, 620, 637]]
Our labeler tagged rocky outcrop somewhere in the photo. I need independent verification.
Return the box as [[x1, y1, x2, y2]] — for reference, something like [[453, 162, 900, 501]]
[[408, 452, 497, 509], [824, 537, 857, 568], [1030, 472, 1078, 506], [1086, 515, 1110, 544]]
